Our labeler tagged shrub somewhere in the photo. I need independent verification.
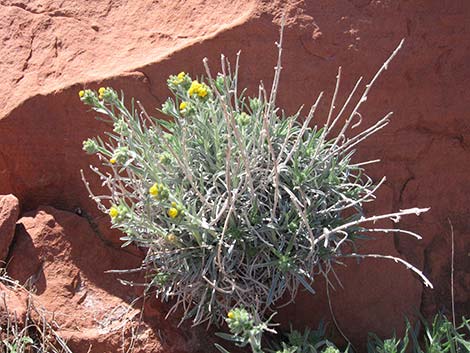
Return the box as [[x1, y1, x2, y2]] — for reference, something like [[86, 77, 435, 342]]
[[80, 30, 431, 326]]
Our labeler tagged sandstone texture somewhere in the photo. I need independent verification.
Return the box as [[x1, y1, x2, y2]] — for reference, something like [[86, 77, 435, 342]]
[[0, 194, 20, 263], [6, 206, 212, 353], [0, 0, 469, 351]]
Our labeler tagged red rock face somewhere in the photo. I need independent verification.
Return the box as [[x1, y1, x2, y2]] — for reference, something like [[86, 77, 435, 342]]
[[0, 0, 469, 351], [0, 194, 20, 262], [6, 206, 216, 353]]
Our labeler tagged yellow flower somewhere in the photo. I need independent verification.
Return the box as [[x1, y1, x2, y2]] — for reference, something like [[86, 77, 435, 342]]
[[174, 72, 186, 84], [109, 206, 119, 219], [110, 158, 116, 164], [168, 207, 179, 218], [78, 90, 85, 98], [179, 101, 188, 111], [227, 311, 235, 319], [197, 85, 208, 98], [149, 183, 159, 197], [98, 87, 106, 95], [188, 80, 200, 96], [188, 80, 209, 98], [171, 201, 177, 207]]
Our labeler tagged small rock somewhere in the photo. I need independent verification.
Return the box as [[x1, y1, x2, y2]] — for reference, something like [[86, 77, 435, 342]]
[[0, 194, 20, 264], [0, 282, 28, 325]]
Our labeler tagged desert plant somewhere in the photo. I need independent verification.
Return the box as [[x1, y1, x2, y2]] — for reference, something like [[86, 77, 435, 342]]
[[367, 324, 411, 353], [215, 308, 346, 353], [80, 27, 431, 327], [366, 313, 470, 353], [215, 307, 276, 353], [269, 323, 348, 353], [409, 314, 470, 353], [217, 311, 470, 353]]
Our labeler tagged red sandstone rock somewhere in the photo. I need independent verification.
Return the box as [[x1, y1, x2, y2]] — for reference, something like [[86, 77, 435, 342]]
[[0, 282, 28, 325], [0, 194, 20, 263], [6, 207, 212, 353], [0, 0, 469, 350], [0, 0, 256, 117]]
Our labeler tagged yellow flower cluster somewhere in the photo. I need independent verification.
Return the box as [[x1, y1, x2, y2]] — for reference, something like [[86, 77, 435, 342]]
[[149, 183, 159, 197], [227, 311, 235, 319], [98, 87, 106, 100], [168, 207, 179, 218], [79, 90, 85, 98], [174, 71, 186, 85], [109, 206, 119, 219], [188, 80, 208, 98], [168, 202, 183, 219], [148, 183, 181, 218], [149, 182, 169, 200], [108, 204, 128, 222], [179, 101, 188, 112]]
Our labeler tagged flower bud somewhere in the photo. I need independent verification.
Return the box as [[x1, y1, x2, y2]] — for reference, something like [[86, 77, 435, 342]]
[[82, 138, 99, 154]]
